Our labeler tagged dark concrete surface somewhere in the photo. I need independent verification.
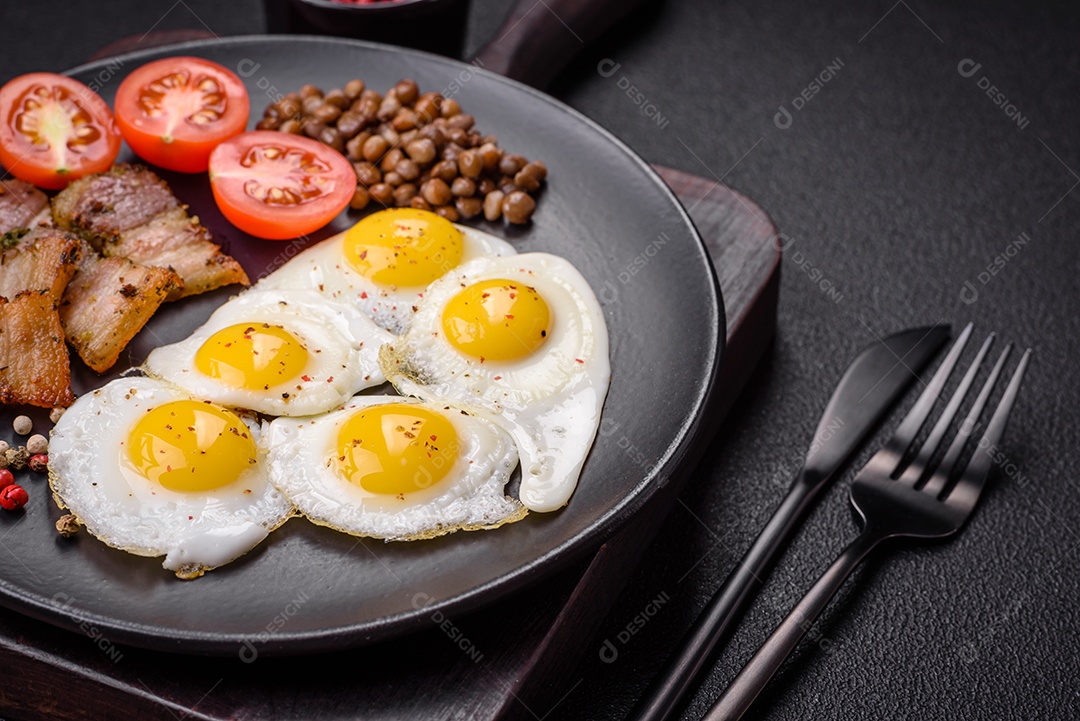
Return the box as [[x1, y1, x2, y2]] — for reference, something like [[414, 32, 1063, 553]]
[[1, 1, 1077, 719]]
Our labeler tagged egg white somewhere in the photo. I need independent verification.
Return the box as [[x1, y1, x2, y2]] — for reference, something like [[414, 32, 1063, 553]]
[[143, 288, 391, 417], [378, 252, 611, 513], [255, 220, 516, 334], [262, 395, 525, 541], [48, 377, 294, 578]]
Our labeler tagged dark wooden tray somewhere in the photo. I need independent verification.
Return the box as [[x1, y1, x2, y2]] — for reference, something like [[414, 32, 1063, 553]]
[[0, 165, 778, 720]]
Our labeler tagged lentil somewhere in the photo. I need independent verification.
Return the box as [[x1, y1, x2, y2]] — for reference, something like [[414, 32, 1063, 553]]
[[435, 205, 460, 222], [483, 190, 504, 221], [421, 178, 452, 206], [350, 186, 371, 210], [456, 196, 483, 219], [451, 177, 476, 197], [259, 77, 546, 222], [503, 191, 536, 224]]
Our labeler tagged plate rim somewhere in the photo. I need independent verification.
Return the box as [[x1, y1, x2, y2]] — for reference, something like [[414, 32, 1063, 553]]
[[3, 34, 726, 655]]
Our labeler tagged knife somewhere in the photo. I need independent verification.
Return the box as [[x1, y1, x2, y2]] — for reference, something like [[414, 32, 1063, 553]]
[[627, 324, 951, 721]]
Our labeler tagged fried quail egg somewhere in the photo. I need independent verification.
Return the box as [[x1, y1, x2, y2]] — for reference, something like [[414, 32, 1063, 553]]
[[378, 252, 610, 513], [143, 288, 391, 416], [263, 395, 525, 540], [257, 207, 516, 333], [48, 377, 294, 578]]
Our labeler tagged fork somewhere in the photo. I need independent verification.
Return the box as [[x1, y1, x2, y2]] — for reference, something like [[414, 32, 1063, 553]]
[[703, 324, 1031, 720]]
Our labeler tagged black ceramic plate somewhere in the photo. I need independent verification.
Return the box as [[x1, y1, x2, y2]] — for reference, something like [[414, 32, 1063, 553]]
[[0, 36, 723, 655]]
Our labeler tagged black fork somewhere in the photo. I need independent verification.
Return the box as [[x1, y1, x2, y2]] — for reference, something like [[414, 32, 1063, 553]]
[[704, 324, 1032, 720]]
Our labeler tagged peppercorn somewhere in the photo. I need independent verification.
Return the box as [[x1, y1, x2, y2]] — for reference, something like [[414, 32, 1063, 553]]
[[28, 454, 48, 473], [0, 468, 13, 489], [56, 513, 81, 538], [26, 434, 48, 455], [13, 415, 32, 435], [5, 447, 28, 470], [0, 484, 28, 511]]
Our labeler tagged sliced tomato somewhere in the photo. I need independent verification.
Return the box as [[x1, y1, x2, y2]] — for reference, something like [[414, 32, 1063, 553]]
[[0, 73, 121, 190], [208, 131, 355, 240], [114, 56, 250, 173]]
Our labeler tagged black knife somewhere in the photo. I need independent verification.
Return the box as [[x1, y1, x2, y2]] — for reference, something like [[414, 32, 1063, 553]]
[[627, 324, 951, 721]]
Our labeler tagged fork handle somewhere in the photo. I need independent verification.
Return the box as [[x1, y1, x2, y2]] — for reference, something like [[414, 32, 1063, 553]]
[[702, 531, 885, 721], [628, 480, 820, 721]]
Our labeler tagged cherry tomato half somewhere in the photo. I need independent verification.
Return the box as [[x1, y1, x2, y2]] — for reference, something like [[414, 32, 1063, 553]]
[[208, 131, 356, 240], [114, 56, 250, 173], [0, 73, 121, 190]]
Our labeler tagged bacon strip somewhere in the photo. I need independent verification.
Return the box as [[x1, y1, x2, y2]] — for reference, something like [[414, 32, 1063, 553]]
[[52, 164, 249, 300], [59, 244, 181, 373]]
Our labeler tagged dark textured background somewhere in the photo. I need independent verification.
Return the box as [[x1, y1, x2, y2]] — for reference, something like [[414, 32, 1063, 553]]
[[2, 1, 1078, 719]]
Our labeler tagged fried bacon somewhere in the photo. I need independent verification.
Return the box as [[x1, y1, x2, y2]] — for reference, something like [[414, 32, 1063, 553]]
[[0, 232, 83, 301], [60, 244, 181, 373], [51, 165, 177, 240], [0, 179, 49, 235], [52, 164, 249, 300], [107, 207, 248, 301], [0, 292, 73, 407], [0, 232, 85, 406]]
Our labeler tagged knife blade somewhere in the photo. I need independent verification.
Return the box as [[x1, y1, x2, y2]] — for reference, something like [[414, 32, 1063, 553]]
[[627, 324, 951, 721]]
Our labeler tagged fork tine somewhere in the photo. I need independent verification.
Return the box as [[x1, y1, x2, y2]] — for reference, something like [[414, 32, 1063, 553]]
[[922, 343, 1011, 496], [944, 348, 1031, 512], [897, 333, 995, 486], [884, 322, 973, 465]]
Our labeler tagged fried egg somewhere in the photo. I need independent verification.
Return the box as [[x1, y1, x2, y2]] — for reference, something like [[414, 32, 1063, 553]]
[[257, 208, 516, 333], [263, 395, 525, 540], [143, 288, 391, 417], [379, 252, 610, 513], [48, 377, 294, 578]]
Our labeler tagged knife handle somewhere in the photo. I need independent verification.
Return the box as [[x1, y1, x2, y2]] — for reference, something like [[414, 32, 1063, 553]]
[[626, 478, 820, 721], [702, 531, 883, 720], [471, 0, 648, 89]]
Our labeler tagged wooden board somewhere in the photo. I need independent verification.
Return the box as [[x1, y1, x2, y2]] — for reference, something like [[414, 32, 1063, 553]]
[[0, 167, 780, 721]]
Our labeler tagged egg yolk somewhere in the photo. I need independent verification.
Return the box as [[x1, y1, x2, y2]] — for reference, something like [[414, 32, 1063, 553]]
[[441, 278, 551, 362], [194, 323, 309, 391], [126, 401, 258, 492], [343, 208, 464, 287], [336, 404, 458, 495]]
